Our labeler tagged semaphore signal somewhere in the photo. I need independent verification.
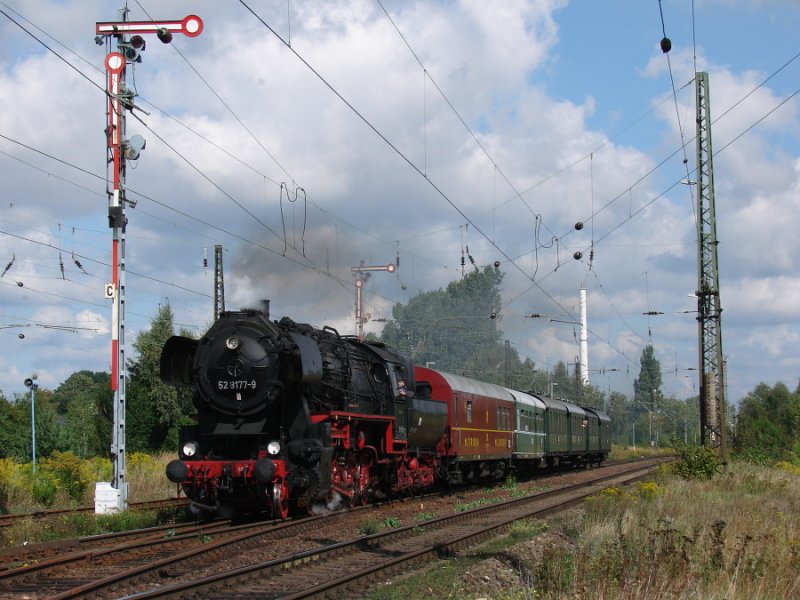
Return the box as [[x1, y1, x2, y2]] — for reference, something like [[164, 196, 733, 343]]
[[94, 7, 203, 513]]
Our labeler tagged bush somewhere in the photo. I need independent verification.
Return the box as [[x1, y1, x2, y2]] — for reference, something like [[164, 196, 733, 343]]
[[39, 450, 94, 502], [0, 458, 15, 512], [733, 447, 771, 466], [31, 472, 58, 506], [673, 445, 721, 480]]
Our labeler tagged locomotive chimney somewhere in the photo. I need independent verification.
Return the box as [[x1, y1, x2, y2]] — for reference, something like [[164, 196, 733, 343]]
[[260, 299, 270, 319]]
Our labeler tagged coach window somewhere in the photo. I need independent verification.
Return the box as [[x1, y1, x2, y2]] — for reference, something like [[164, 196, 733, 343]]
[[466, 400, 473, 424]]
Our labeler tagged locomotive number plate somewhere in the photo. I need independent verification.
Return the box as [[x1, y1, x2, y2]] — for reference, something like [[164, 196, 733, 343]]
[[217, 380, 257, 391]]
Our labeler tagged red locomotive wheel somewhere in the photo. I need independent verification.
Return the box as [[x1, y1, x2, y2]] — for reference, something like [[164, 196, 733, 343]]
[[272, 481, 290, 519]]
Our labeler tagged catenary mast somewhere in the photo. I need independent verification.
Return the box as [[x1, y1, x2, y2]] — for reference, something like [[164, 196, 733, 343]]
[[694, 71, 727, 461]]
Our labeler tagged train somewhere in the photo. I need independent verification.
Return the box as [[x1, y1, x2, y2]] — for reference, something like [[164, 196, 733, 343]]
[[159, 301, 611, 518]]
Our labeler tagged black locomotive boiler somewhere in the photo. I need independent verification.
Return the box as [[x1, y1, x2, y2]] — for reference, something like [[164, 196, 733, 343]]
[[160, 301, 610, 519], [160, 301, 445, 518]]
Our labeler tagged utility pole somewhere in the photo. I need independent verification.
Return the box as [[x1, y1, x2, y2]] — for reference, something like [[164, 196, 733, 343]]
[[351, 260, 396, 340], [24, 378, 38, 473], [95, 9, 203, 512], [695, 71, 727, 463], [578, 285, 589, 386], [214, 244, 225, 320]]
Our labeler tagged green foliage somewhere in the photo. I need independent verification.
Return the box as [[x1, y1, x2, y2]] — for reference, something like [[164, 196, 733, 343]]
[[31, 471, 58, 506], [733, 382, 800, 463], [414, 511, 439, 522], [380, 265, 518, 382], [127, 303, 194, 452], [0, 396, 29, 461], [633, 344, 662, 407], [534, 547, 575, 595], [39, 450, 94, 501], [672, 445, 721, 480], [357, 517, 380, 536], [382, 516, 402, 529], [55, 371, 111, 458]]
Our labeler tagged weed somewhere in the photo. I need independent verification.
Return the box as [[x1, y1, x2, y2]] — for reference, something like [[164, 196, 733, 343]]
[[382, 516, 402, 529], [534, 547, 574, 595], [454, 498, 489, 512], [357, 517, 380, 536], [414, 511, 439, 522], [635, 481, 662, 501], [673, 445, 722, 480]]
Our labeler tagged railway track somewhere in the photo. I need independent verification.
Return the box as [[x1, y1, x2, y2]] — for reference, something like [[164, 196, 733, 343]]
[[0, 518, 232, 573], [0, 489, 403, 599], [0, 497, 188, 530], [124, 458, 667, 599], [0, 457, 667, 599]]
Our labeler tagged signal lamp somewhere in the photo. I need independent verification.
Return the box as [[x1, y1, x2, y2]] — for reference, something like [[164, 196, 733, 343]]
[[226, 336, 240, 350], [123, 135, 146, 160], [157, 28, 173, 44]]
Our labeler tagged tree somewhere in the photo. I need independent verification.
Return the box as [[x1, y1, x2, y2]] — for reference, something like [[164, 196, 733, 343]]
[[632, 344, 663, 446], [54, 371, 111, 458], [734, 382, 800, 462], [380, 265, 505, 375], [127, 303, 193, 452], [0, 393, 28, 461], [606, 391, 630, 445], [0, 386, 58, 463], [551, 361, 574, 401], [633, 344, 662, 406]]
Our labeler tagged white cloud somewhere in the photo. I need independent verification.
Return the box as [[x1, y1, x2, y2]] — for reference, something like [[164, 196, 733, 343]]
[[0, 0, 798, 405]]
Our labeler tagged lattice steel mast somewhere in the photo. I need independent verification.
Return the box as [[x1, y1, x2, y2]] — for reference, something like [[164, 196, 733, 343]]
[[695, 71, 727, 459], [214, 244, 225, 320]]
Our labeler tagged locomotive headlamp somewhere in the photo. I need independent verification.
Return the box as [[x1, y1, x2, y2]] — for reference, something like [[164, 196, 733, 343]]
[[267, 440, 281, 456], [182, 441, 199, 457], [225, 336, 240, 350]]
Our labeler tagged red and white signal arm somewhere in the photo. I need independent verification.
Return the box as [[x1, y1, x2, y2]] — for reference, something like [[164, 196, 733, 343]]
[[96, 15, 203, 38]]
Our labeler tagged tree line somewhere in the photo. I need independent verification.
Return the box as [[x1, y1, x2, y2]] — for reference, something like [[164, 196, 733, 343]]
[[1, 267, 798, 465]]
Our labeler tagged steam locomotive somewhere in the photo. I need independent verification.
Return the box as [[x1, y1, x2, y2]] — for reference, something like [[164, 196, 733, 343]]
[[160, 302, 611, 518]]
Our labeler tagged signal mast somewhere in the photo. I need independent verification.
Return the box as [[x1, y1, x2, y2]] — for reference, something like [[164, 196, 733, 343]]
[[351, 260, 397, 340], [95, 8, 203, 511]]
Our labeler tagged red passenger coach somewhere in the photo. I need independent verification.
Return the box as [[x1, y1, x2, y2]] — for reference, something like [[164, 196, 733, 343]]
[[415, 366, 514, 484]]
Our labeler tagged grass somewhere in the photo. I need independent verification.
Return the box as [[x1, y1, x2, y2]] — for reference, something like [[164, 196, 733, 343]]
[[609, 443, 673, 461], [365, 460, 800, 599], [0, 452, 183, 549]]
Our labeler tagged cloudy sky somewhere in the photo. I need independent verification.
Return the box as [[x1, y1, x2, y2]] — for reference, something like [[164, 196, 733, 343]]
[[1, 0, 798, 404]]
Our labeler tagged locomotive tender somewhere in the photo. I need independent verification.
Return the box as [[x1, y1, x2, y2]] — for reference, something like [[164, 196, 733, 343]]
[[160, 302, 611, 518]]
